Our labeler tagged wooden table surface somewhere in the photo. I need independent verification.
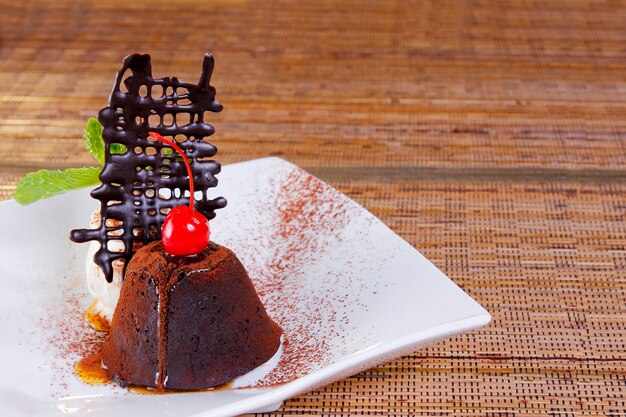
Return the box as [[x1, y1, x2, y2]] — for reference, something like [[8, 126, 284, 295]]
[[2, 0, 626, 415]]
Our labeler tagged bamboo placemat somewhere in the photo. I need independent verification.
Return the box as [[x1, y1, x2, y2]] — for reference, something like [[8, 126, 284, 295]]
[[1, 0, 625, 415]]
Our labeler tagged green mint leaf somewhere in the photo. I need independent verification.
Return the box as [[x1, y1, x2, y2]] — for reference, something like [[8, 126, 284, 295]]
[[84, 118, 105, 165], [14, 167, 101, 205], [84, 118, 127, 159], [111, 143, 127, 154]]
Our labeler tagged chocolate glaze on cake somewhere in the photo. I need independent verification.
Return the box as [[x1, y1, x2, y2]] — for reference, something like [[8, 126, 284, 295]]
[[102, 240, 282, 390]]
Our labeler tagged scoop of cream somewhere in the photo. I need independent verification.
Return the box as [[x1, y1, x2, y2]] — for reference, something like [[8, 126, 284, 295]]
[[85, 211, 124, 322]]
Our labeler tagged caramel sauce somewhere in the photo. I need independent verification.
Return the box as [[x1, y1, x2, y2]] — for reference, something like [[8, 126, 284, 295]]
[[129, 381, 234, 395], [75, 352, 112, 385], [84, 301, 111, 332], [128, 386, 168, 395]]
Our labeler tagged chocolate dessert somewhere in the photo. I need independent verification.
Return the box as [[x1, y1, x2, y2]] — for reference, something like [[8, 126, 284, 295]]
[[103, 241, 282, 390], [65, 53, 282, 391]]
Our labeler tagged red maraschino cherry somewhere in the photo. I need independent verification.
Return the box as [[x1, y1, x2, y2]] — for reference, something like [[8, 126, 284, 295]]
[[148, 132, 210, 256]]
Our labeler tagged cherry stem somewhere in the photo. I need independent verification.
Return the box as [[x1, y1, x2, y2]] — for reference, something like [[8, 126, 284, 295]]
[[148, 132, 194, 211]]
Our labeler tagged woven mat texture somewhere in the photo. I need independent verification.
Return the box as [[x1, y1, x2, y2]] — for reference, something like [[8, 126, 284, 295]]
[[1, 0, 625, 415]]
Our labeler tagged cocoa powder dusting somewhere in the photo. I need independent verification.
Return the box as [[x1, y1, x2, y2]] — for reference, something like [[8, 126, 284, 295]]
[[247, 168, 357, 386], [39, 292, 110, 392]]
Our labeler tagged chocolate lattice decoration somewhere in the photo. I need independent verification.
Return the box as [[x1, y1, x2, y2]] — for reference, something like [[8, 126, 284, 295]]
[[71, 53, 227, 282]]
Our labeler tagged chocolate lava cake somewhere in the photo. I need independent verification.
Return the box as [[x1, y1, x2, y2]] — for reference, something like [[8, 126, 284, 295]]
[[102, 240, 282, 390], [68, 53, 282, 391]]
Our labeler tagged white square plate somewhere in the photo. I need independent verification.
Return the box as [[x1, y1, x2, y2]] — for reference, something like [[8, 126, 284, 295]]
[[0, 157, 490, 417]]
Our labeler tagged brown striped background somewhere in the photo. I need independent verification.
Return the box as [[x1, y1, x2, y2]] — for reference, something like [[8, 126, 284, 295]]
[[1, 0, 625, 415]]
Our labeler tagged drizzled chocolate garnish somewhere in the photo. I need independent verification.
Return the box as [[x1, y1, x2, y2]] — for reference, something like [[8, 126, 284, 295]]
[[71, 53, 227, 282]]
